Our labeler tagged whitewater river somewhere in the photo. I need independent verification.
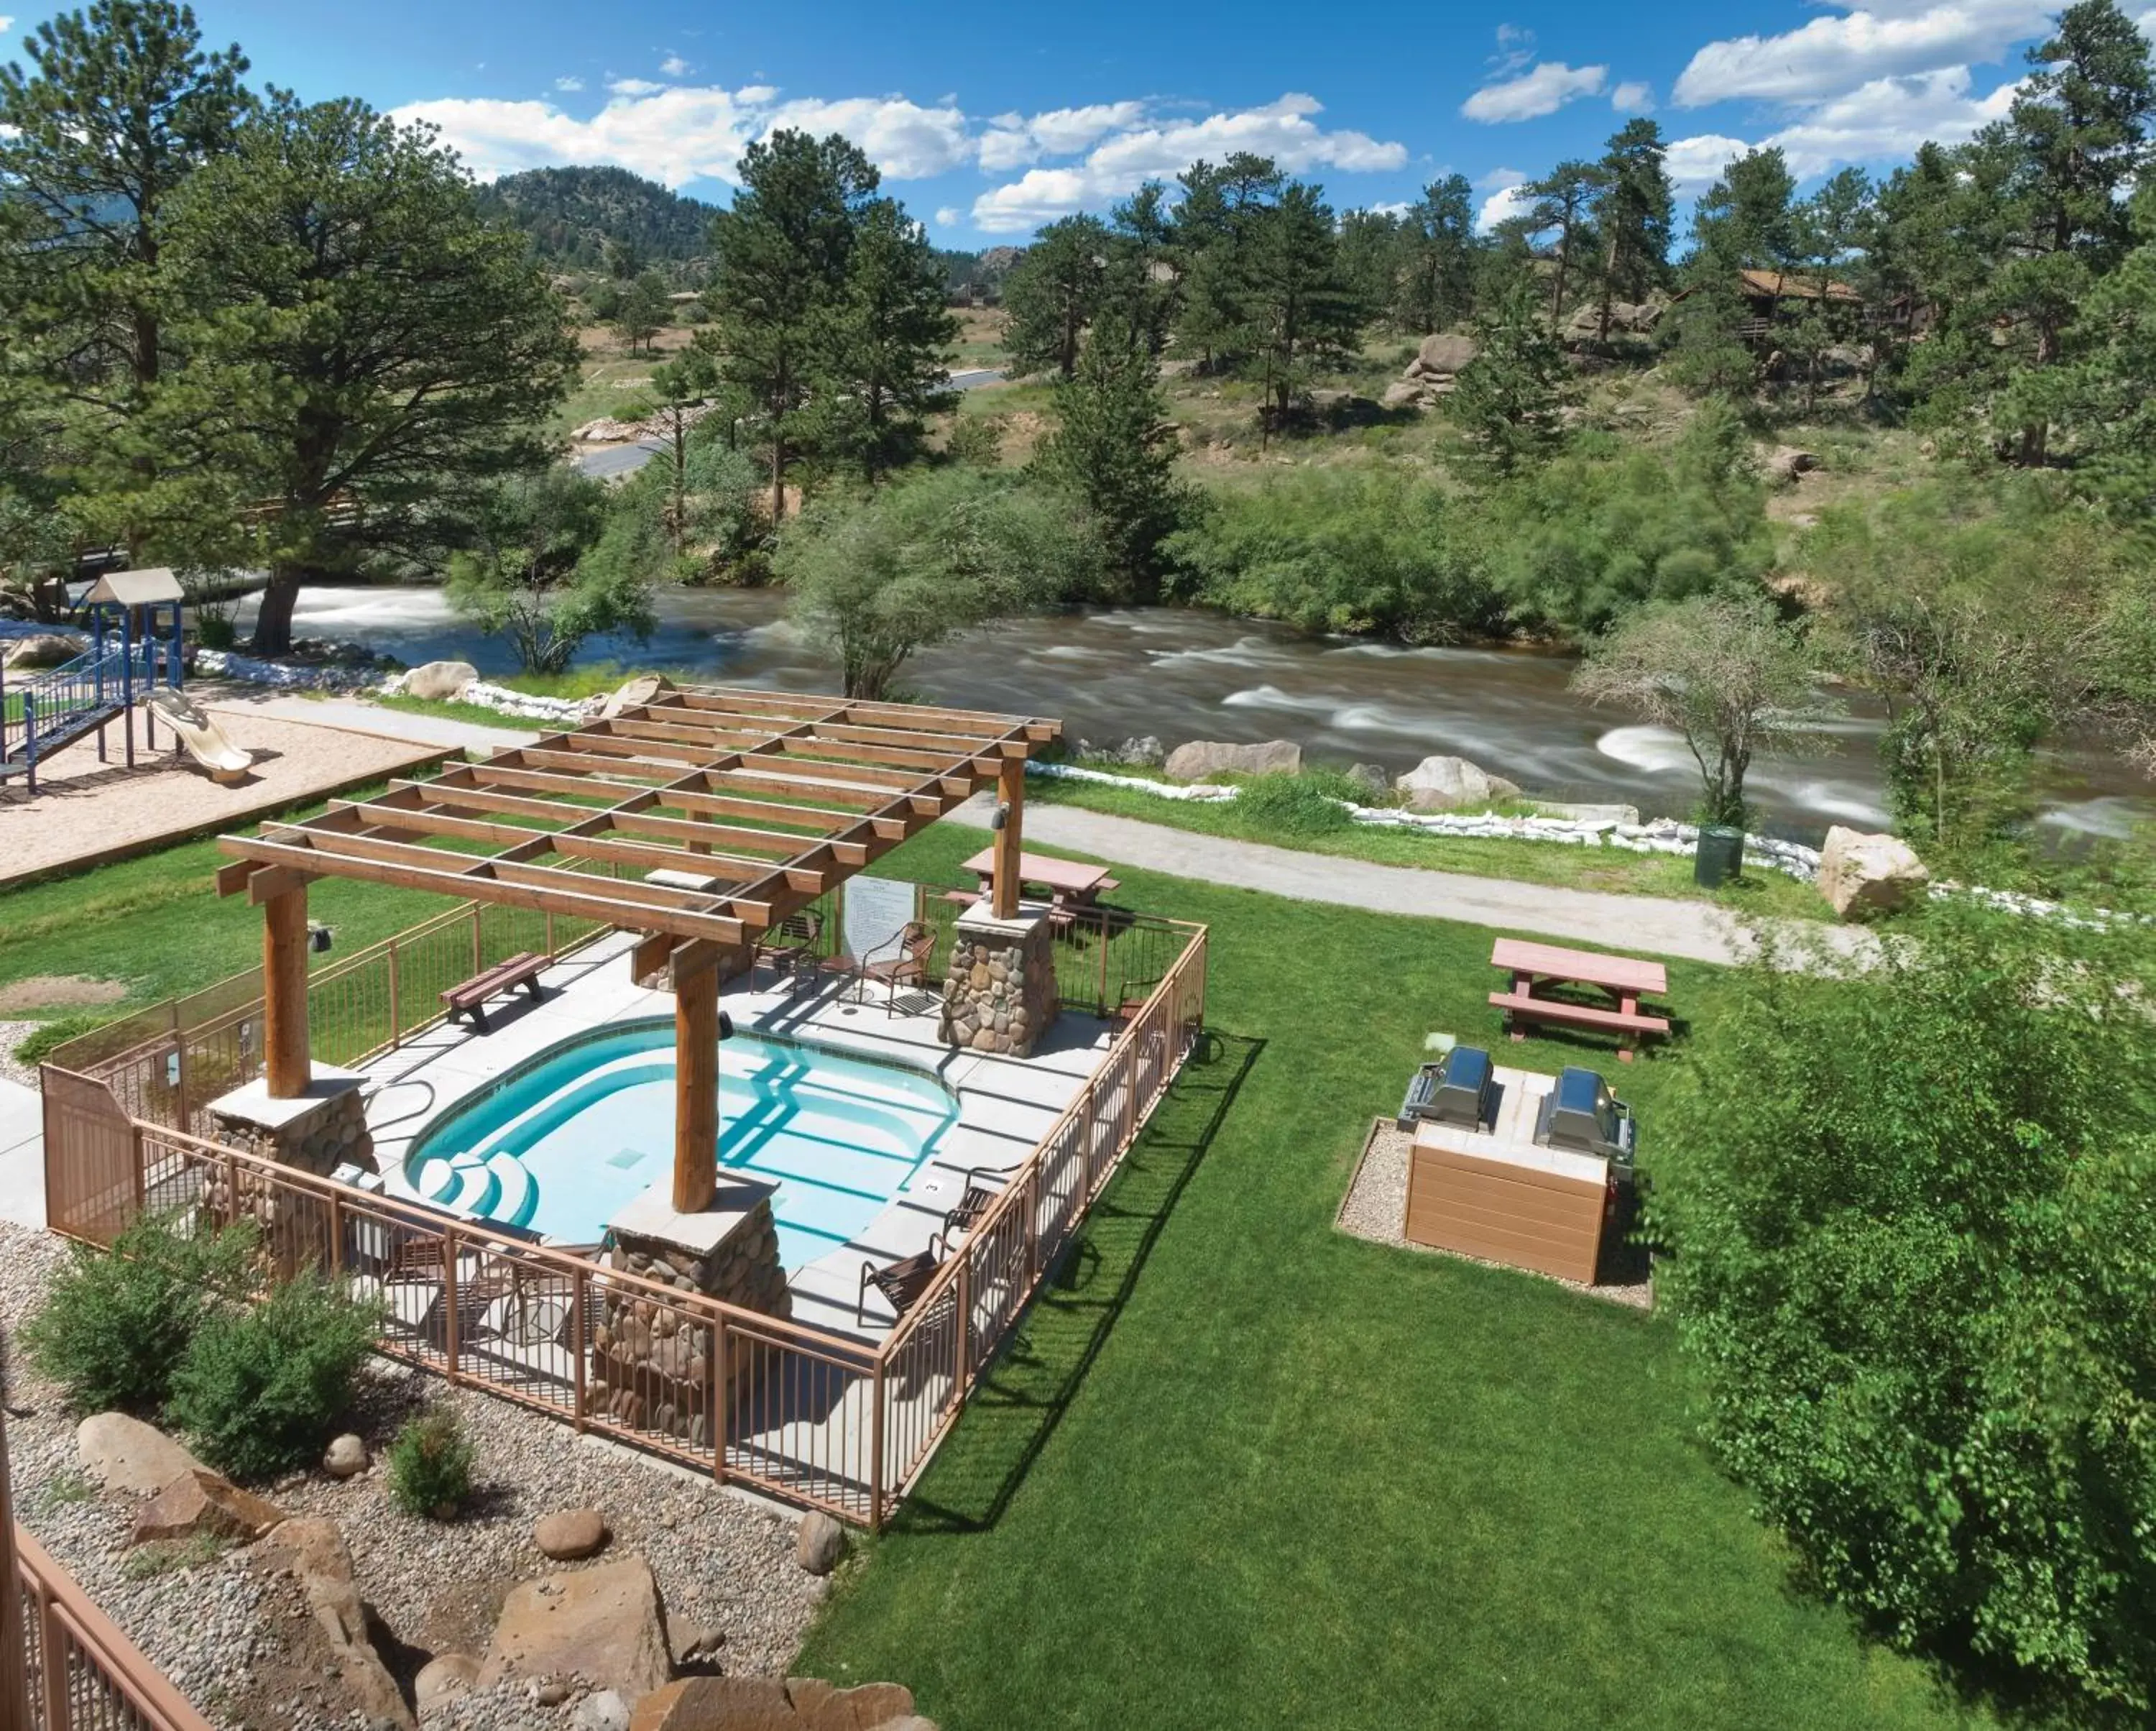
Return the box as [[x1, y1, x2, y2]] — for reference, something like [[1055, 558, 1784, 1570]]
[[231, 584, 2153, 845]]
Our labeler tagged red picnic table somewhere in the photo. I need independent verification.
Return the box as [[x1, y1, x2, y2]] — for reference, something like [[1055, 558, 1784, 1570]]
[[957, 848, 1120, 908], [1488, 937, 1672, 1062]]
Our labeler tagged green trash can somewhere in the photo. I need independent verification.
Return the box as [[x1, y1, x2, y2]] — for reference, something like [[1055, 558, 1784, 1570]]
[[1694, 825, 1745, 888]]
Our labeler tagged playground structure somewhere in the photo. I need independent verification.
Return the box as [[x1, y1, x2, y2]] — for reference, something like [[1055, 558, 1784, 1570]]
[[1, 568, 188, 794]]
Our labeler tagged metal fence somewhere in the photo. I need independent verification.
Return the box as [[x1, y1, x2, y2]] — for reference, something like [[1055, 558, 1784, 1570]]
[[40, 909, 1207, 1529], [7, 1515, 213, 1731]]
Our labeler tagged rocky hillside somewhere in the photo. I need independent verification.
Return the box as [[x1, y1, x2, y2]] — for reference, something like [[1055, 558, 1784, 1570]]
[[475, 166, 716, 272]]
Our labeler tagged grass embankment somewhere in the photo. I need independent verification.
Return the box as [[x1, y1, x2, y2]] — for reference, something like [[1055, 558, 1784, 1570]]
[[0, 803, 1984, 1726], [796, 822, 1986, 1731], [1028, 768, 1833, 922]]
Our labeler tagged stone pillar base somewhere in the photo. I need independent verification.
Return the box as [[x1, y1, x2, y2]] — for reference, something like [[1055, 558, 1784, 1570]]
[[589, 1182, 792, 1446], [207, 1068, 377, 1179], [940, 901, 1059, 1057]]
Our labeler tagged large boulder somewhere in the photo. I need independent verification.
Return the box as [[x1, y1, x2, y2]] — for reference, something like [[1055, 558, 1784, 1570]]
[[601, 674, 676, 719], [480, 1554, 673, 1701], [536, 1507, 610, 1561], [1393, 756, 1522, 812], [1162, 739, 1302, 783], [1761, 446, 1820, 486], [322, 1433, 368, 1479], [794, 1511, 845, 1576], [627, 1677, 928, 1731], [129, 1469, 286, 1546], [415, 1653, 483, 1712], [404, 658, 479, 701], [76, 1413, 203, 1497], [1411, 333, 1478, 377], [4, 632, 86, 670], [1381, 379, 1428, 410], [257, 1518, 415, 1730], [1818, 826, 1929, 920]]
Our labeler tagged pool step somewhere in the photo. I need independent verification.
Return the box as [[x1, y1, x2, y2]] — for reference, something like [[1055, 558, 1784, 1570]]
[[486, 1152, 536, 1229]]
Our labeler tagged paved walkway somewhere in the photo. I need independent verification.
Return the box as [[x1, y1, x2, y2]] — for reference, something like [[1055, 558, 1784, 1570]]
[[207, 690, 543, 753], [950, 796, 1872, 967], [0, 1078, 45, 1228]]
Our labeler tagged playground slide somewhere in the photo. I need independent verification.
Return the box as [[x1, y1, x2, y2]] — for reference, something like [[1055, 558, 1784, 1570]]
[[146, 689, 253, 785]]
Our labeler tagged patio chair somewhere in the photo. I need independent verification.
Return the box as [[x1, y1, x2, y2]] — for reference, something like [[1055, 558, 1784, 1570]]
[[857, 1231, 948, 1326], [752, 909, 824, 996], [939, 1165, 1006, 1239], [847, 921, 936, 1017]]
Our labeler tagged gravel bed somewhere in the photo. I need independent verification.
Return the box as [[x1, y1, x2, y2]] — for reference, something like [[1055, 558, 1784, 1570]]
[[1335, 1117, 1654, 1309], [0, 1021, 40, 1088], [0, 1219, 826, 1728]]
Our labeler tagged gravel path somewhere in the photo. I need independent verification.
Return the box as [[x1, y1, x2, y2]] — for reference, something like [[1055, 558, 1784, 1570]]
[[1335, 1117, 1653, 1309], [0, 1021, 39, 1088], [0, 1220, 825, 1729]]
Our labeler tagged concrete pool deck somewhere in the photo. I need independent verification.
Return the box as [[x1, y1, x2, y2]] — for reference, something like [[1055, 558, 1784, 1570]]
[[354, 927, 1117, 1344]]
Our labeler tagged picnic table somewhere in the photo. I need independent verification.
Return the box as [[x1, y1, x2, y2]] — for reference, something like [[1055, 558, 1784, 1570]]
[[1488, 938, 1670, 1062], [958, 848, 1120, 907]]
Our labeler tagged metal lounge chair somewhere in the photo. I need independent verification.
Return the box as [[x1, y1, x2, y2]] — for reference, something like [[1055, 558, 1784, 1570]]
[[857, 1231, 948, 1325], [848, 921, 936, 1016], [939, 1166, 1005, 1239], [752, 909, 824, 996]]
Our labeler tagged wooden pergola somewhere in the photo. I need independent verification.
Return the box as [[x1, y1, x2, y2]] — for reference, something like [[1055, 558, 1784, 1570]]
[[213, 686, 1059, 1214]]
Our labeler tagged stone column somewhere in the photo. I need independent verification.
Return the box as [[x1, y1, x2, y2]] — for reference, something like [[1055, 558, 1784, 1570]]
[[589, 1181, 792, 1448], [205, 1067, 375, 1275], [939, 901, 1059, 1058]]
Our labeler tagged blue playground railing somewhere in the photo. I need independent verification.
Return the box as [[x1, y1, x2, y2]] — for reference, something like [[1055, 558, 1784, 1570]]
[[1, 633, 173, 794]]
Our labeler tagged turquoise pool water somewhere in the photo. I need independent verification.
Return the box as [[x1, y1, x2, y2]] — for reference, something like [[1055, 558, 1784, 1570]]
[[403, 1021, 959, 1269]]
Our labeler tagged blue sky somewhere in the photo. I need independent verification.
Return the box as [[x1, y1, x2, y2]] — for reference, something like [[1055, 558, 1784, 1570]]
[[2, 0, 2122, 240]]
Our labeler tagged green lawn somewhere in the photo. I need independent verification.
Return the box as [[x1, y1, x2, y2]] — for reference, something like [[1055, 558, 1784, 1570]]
[[796, 823, 1989, 1731], [1028, 769, 1835, 922]]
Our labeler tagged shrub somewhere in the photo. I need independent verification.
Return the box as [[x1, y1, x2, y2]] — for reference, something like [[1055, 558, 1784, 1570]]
[[1233, 773, 1355, 837], [167, 1273, 382, 1482], [385, 1405, 476, 1518], [1648, 899, 2156, 1712], [22, 1213, 258, 1415]]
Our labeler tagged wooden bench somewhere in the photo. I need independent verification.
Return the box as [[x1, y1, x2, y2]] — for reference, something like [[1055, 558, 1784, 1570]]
[[1488, 990, 1672, 1055], [441, 951, 548, 1031]]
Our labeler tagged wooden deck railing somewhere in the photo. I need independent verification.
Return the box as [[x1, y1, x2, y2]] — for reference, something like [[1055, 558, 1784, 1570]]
[[38, 914, 1207, 1529], [4, 1415, 214, 1731]]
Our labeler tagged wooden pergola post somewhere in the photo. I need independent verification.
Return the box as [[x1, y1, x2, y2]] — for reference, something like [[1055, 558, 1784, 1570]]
[[991, 755, 1026, 920], [259, 871, 312, 1098], [671, 940, 721, 1214]]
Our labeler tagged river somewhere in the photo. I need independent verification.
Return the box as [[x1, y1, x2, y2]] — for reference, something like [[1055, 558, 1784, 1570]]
[[228, 584, 2154, 845]]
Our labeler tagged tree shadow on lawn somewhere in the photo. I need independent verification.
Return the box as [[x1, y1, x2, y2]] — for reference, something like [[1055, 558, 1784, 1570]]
[[892, 1028, 1263, 1535]]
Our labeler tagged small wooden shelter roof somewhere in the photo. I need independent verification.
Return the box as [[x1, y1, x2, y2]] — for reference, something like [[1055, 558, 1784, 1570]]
[[1736, 268, 1862, 305], [213, 685, 1060, 955], [84, 566, 185, 605]]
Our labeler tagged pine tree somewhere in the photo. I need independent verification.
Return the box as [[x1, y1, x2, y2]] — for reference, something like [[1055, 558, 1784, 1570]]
[[1521, 160, 1603, 326], [1169, 153, 1282, 369], [707, 129, 879, 521], [1394, 174, 1478, 334], [1031, 316, 1186, 599], [999, 214, 1107, 378], [815, 197, 958, 484], [1240, 181, 1362, 439], [1588, 121, 1672, 344], [1447, 280, 1571, 477]]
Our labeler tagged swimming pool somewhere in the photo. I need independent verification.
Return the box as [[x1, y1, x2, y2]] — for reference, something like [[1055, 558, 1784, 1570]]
[[402, 1020, 959, 1269]]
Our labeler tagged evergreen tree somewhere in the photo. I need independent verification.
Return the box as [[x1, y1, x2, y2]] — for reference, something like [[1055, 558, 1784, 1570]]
[[1031, 314, 1187, 599], [1521, 160, 1602, 326], [1787, 167, 1871, 410], [999, 213, 1107, 378], [1394, 174, 1478, 333], [612, 269, 671, 354], [1104, 180, 1179, 356], [707, 129, 879, 522], [1239, 180, 1362, 439], [1169, 153, 1282, 369], [629, 343, 720, 554], [1691, 147, 1800, 271], [1447, 280, 1571, 477], [1588, 120, 1672, 344], [815, 196, 959, 484], [0, 0, 251, 548], [158, 94, 577, 652]]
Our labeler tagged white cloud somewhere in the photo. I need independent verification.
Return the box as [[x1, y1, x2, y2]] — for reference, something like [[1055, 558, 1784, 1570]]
[[1363, 198, 1415, 218], [1759, 65, 2019, 175], [935, 206, 961, 225], [979, 100, 1151, 170], [395, 83, 976, 186], [1611, 81, 1654, 113], [660, 53, 691, 77], [1462, 60, 1608, 123], [761, 94, 973, 178], [1474, 166, 1529, 231], [969, 93, 1406, 232], [553, 75, 584, 93], [1673, 0, 2047, 107], [0, 17, 15, 31], [1662, 134, 1754, 189]]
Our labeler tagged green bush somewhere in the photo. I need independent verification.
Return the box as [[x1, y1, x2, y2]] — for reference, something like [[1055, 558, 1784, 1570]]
[[1233, 773, 1355, 837], [23, 1213, 258, 1415], [1649, 899, 2156, 1712], [385, 1405, 476, 1518], [167, 1272, 382, 1482]]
